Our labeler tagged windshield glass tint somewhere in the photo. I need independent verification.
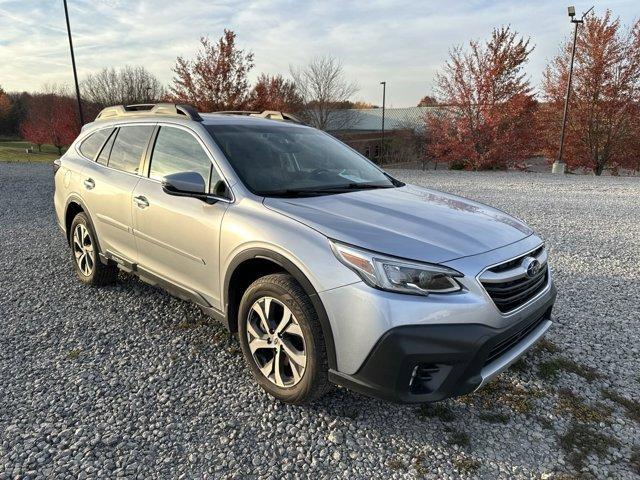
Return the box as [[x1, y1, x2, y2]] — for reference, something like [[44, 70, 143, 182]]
[[205, 124, 393, 195]]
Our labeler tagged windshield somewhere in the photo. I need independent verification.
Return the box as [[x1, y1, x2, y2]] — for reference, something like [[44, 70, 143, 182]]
[[205, 123, 397, 196]]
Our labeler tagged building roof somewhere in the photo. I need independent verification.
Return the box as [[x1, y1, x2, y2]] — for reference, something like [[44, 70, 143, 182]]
[[326, 106, 436, 132]]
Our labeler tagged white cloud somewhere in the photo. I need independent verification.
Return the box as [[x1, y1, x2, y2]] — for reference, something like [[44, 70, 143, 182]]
[[0, 0, 637, 106]]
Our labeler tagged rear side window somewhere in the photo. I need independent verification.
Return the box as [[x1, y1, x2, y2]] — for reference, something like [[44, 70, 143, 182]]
[[106, 126, 154, 174], [79, 128, 113, 160], [149, 126, 212, 186], [96, 130, 116, 165]]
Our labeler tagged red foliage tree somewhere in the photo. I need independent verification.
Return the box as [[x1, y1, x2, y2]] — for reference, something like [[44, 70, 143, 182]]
[[0, 86, 12, 134], [426, 27, 538, 170], [169, 30, 254, 112], [417, 95, 439, 107], [247, 74, 303, 113], [21, 92, 79, 154], [540, 11, 640, 175]]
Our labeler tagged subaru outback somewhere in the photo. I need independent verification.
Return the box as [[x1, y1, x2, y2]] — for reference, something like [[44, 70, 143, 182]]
[[53, 103, 556, 404]]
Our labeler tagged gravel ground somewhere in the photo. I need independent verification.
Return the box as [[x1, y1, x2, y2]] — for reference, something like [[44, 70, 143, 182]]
[[1, 162, 639, 479]]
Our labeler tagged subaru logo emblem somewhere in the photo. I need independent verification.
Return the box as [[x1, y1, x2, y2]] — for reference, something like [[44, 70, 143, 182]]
[[523, 257, 541, 278]]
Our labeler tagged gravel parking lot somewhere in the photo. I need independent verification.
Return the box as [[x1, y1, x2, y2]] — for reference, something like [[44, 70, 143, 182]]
[[1, 162, 639, 479]]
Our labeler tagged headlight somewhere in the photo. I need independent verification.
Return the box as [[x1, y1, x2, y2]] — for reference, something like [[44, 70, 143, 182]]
[[330, 241, 462, 295]]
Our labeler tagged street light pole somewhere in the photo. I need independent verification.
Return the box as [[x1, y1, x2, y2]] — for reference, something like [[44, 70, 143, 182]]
[[380, 81, 386, 163], [63, 0, 84, 126], [552, 5, 593, 174]]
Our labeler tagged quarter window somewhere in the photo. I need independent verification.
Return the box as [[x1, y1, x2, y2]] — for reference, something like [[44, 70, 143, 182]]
[[107, 126, 154, 174], [79, 128, 113, 160], [149, 126, 213, 188]]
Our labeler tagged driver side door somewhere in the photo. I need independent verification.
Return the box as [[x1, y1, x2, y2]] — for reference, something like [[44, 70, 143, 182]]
[[131, 125, 230, 310]]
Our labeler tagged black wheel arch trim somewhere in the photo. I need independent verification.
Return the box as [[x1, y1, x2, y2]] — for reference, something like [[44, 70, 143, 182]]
[[224, 248, 338, 370]]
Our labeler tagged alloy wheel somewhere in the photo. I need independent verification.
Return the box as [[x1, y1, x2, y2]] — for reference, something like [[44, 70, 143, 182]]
[[72, 223, 94, 276], [246, 296, 307, 388]]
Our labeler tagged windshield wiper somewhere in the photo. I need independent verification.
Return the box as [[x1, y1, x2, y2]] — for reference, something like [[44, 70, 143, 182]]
[[260, 183, 395, 197]]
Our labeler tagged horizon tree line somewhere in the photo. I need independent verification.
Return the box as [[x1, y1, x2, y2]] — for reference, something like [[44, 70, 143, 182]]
[[2, 9, 639, 175]]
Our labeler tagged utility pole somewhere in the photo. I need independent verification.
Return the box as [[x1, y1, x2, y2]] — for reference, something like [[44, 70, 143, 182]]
[[63, 0, 84, 126], [552, 5, 593, 174], [380, 81, 386, 163]]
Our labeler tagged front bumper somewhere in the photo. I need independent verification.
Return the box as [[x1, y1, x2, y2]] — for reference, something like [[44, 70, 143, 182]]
[[328, 282, 556, 403]]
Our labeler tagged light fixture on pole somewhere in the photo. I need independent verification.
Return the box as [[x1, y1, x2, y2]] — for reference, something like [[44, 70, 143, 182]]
[[63, 0, 84, 126], [552, 5, 593, 174], [380, 81, 386, 163]]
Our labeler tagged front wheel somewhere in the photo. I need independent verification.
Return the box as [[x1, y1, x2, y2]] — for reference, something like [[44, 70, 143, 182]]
[[238, 273, 330, 404]]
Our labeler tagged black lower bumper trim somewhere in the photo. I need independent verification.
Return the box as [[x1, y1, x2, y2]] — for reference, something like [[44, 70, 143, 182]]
[[330, 287, 556, 403]]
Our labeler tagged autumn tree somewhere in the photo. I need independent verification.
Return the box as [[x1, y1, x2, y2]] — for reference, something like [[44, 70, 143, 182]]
[[170, 30, 254, 111], [21, 87, 79, 154], [290, 55, 358, 130], [417, 95, 439, 107], [426, 27, 538, 170], [0, 86, 12, 135], [541, 11, 640, 175], [81, 66, 165, 107], [248, 74, 303, 112]]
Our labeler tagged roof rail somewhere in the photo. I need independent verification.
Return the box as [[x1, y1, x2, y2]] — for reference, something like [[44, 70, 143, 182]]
[[95, 103, 203, 122], [216, 110, 305, 125]]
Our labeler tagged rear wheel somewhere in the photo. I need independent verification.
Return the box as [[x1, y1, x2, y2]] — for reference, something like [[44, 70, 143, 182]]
[[238, 273, 330, 404], [69, 212, 117, 286]]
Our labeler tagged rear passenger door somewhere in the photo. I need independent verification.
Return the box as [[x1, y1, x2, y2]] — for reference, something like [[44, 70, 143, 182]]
[[131, 124, 230, 310], [80, 124, 154, 264]]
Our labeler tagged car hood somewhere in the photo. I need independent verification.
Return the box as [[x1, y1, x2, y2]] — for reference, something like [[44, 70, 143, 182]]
[[263, 185, 533, 264]]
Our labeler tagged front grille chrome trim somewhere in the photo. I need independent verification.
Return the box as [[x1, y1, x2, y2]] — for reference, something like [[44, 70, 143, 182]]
[[479, 248, 547, 284], [476, 243, 551, 316]]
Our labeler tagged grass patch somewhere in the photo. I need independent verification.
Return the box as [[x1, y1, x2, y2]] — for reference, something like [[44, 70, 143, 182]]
[[602, 389, 640, 423], [387, 458, 406, 470], [558, 422, 620, 471], [0, 141, 62, 162], [447, 430, 470, 447], [412, 453, 429, 476], [66, 348, 82, 360], [556, 388, 612, 423], [533, 338, 560, 354], [418, 403, 456, 422], [538, 357, 600, 383], [453, 455, 480, 473], [470, 378, 542, 414], [478, 411, 510, 424], [510, 358, 530, 373]]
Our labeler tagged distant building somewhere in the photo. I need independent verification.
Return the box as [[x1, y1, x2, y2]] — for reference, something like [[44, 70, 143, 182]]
[[326, 107, 434, 163]]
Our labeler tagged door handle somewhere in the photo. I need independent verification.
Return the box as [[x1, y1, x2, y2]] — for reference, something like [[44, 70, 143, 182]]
[[83, 178, 95, 190], [133, 195, 149, 208]]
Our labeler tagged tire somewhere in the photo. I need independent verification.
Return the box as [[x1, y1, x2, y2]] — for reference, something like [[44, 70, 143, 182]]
[[238, 273, 330, 404], [69, 212, 117, 286]]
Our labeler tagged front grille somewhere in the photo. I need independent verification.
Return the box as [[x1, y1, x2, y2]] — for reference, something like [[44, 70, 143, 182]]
[[484, 314, 546, 366], [479, 247, 549, 313]]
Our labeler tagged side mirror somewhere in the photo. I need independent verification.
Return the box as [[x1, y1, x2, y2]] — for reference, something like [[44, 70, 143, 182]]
[[162, 171, 206, 195], [161, 171, 231, 204]]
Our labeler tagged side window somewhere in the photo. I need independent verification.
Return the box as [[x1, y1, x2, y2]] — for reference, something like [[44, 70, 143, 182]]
[[107, 125, 154, 174], [149, 127, 212, 188], [96, 130, 118, 165], [79, 128, 113, 160], [96, 129, 117, 165]]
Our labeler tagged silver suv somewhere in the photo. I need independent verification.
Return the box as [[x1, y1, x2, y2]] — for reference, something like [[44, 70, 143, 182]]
[[54, 103, 556, 404]]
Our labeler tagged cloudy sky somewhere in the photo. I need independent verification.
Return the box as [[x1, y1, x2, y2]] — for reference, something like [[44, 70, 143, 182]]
[[1, 0, 638, 107]]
